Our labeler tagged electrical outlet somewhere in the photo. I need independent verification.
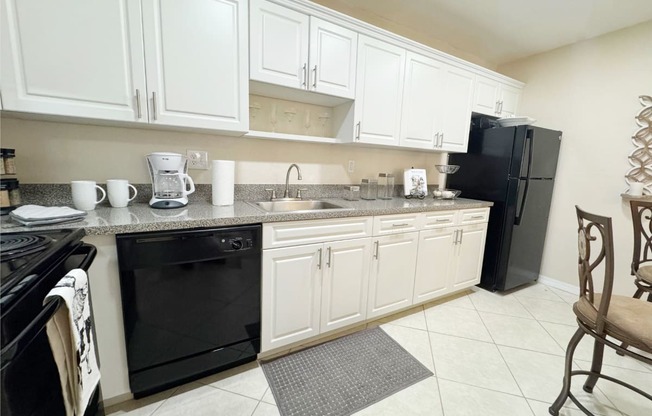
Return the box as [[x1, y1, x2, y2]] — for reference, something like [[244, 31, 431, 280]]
[[187, 150, 209, 170], [348, 160, 355, 173]]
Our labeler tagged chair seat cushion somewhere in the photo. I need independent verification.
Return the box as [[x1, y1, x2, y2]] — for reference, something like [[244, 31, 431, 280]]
[[637, 265, 652, 285], [574, 294, 652, 353]]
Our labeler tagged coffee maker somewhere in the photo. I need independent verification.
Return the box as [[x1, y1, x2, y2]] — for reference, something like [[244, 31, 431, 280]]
[[146, 152, 195, 209]]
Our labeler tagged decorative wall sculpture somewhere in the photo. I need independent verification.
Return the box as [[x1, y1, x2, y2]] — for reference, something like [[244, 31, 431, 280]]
[[626, 95, 652, 195]]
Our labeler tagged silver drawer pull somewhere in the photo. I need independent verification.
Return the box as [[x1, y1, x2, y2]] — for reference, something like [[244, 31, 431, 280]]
[[470, 215, 484, 219], [317, 248, 322, 269], [435, 219, 449, 222], [391, 223, 410, 227]]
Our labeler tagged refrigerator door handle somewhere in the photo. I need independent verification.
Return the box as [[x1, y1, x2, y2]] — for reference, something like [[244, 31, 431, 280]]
[[515, 130, 534, 226]]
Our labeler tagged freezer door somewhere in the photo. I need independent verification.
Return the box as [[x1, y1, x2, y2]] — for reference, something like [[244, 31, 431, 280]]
[[503, 179, 556, 290], [520, 127, 562, 179]]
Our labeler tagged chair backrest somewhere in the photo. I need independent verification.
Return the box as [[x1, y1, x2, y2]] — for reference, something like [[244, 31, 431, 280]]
[[576, 206, 614, 334], [630, 200, 652, 275]]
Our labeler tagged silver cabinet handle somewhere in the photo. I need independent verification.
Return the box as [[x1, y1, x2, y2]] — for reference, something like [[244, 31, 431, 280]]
[[434, 132, 440, 148], [302, 63, 307, 87], [435, 218, 449, 223], [326, 246, 332, 268], [152, 91, 158, 120], [312, 66, 317, 88], [317, 248, 322, 269], [459, 229, 464, 245], [355, 121, 361, 140], [440, 132, 444, 147], [471, 215, 484, 219], [495, 100, 500, 115], [373, 240, 379, 259], [499, 100, 504, 114], [135, 89, 142, 119], [453, 229, 459, 245], [392, 223, 410, 227]]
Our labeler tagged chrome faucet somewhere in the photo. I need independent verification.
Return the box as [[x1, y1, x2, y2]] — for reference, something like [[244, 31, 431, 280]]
[[283, 164, 302, 198]]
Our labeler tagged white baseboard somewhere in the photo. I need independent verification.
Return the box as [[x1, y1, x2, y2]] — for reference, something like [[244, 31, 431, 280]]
[[537, 275, 578, 294]]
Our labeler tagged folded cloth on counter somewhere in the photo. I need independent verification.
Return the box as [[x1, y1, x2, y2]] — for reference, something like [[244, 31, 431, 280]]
[[44, 269, 100, 416], [9, 205, 86, 227]]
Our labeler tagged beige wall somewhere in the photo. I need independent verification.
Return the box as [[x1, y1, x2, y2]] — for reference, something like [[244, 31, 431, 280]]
[[498, 21, 652, 296], [0, 116, 445, 186]]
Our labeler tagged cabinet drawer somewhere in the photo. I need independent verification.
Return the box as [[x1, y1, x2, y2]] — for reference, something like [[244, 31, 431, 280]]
[[422, 210, 457, 229], [459, 208, 490, 224], [372, 213, 421, 236], [263, 217, 372, 249]]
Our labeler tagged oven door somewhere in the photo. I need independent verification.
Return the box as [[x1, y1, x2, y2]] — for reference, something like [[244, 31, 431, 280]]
[[0, 243, 103, 416]]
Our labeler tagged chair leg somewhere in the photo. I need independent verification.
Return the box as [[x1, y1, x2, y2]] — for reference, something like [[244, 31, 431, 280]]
[[583, 338, 605, 393], [549, 328, 584, 415], [633, 287, 644, 299], [618, 287, 649, 355], [647, 291, 652, 302]]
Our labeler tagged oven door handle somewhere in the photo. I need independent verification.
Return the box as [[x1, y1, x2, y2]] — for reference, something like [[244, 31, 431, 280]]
[[0, 243, 97, 371]]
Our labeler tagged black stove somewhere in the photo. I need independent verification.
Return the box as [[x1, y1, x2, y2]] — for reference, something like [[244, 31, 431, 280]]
[[1, 228, 104, 416]]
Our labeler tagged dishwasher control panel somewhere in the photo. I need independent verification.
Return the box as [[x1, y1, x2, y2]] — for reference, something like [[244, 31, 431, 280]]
[[219, 236, 254, 251]]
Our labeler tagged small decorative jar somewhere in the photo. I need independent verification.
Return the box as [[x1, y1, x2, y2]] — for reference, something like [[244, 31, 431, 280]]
[[343, 185, 360, 201], [360, 179, 378, 200]]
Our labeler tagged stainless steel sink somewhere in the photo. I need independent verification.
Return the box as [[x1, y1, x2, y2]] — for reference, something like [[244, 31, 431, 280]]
[[250, 200, 351, 213]]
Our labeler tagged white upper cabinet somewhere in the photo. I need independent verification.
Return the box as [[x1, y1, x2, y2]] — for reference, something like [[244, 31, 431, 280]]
[[250, 0, 356, 99], [1, 0, 147, 122], [353, 35, 405, 146], [1, 0, 248, 132], [400, 52, 474, 152], [399, 52, 445, 149], [472, 73, 521, 118], [438, 65, 474, 152], [141, 0, 248, 131]]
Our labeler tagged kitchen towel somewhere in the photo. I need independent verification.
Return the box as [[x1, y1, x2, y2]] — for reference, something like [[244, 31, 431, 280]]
[[45, 269, 100, 416], [212, 160, 235, 206], [10, 205, 87, 227]]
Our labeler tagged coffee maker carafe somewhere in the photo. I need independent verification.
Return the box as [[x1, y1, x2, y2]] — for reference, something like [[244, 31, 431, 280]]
[[146, 152, 195, 209]]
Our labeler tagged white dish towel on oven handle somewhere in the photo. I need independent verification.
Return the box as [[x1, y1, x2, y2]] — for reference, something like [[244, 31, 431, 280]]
[[44, 268, 100, 416]]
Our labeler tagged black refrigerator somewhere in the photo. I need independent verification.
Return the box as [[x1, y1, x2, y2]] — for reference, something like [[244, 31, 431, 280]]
[[447, 124, 562, 291]]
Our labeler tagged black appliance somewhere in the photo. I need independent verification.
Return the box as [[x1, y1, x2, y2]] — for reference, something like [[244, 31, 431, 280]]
[[448, 123, 562, 291], [116, 224, 262, 398], [1, 228, 104, 416]]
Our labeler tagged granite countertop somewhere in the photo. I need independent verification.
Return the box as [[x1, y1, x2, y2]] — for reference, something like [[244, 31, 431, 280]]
[[0, 197, 492, 236]]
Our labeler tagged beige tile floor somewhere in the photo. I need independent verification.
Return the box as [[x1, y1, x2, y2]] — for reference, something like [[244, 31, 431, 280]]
[[106, 282, 652, 416]]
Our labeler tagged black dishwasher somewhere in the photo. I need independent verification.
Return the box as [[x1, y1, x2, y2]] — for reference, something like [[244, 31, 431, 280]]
[[116, 225, 261, 398]]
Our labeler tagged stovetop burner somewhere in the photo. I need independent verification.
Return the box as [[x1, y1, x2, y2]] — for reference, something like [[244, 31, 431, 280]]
[[1, 234, 53, 261]]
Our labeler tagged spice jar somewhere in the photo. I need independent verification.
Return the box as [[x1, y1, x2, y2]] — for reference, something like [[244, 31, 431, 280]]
[[2, 148, 16, 175], [9, 179, 21, 206], [343, 185, 360, 201], [0, 149, 5, 175], [377, 173, 394, 200], [360, 179, 377, 200], [0, 179, 13, 214]]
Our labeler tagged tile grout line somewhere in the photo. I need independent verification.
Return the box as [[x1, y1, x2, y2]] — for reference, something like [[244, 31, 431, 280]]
[[148, 386, 181, 416], [422, 304, 447, 416]]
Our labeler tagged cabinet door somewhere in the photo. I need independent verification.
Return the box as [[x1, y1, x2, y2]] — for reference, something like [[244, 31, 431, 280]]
[[413, 228, 455, 303], [321, 238, 371, 333], [250, 0, 309, 90], [141, 0, 248, 132], [472, 74, 500, 116], [262, 244, 322, 352], [499, 84, 521, 118], [354, 35, 405, 146], [1, 0, 146, 122], [450, 223, 488, 290], [400, 52, 444, 149], [439, 65, 474, 152], [309, 17, 357, 99], [367, 232, 418, 318]]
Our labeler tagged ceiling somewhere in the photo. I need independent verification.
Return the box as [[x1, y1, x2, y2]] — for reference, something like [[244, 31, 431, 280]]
[[312, 0, 652, 66]]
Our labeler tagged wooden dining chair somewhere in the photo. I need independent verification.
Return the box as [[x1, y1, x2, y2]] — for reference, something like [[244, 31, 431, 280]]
[[549, 206, 652, 416]]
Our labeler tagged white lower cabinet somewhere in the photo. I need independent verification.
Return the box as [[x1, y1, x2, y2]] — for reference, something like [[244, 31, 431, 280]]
[[367, 232, 419, 319], [262, 236, 371, 352], [450, 223, 487, 290], [261, 209, 489, 353], [413, 228, 456, 303]]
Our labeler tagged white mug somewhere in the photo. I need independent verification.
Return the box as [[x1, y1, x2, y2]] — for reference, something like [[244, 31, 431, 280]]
[[106, 179, 138, 208], [71, 180, 106, 211]]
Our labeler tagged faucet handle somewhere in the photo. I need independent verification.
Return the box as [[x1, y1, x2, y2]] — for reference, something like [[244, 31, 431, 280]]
[[296, 188, 308, 199], [265, 188, 277, 200]]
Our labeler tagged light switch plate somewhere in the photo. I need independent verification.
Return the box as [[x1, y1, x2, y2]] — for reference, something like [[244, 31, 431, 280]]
[[187, 150, 209, 170]]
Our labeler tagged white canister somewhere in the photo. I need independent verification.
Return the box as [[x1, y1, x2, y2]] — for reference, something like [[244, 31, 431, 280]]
[[212, 160, 235, 206]]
